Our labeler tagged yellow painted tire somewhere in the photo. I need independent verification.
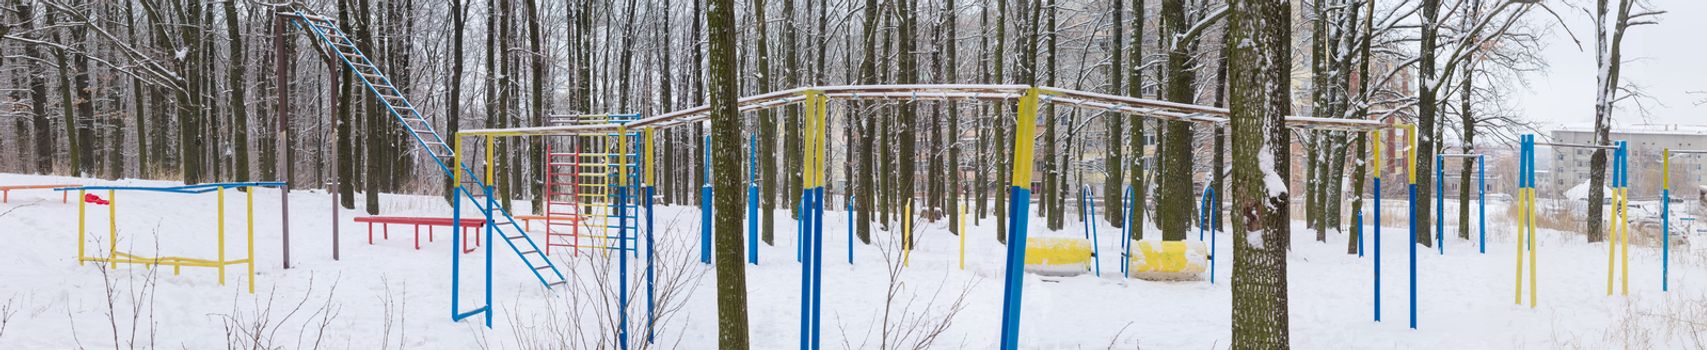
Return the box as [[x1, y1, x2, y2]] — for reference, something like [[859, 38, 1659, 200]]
[[1024, 237, 1093, 276], [1128, 240, 1208, 281]]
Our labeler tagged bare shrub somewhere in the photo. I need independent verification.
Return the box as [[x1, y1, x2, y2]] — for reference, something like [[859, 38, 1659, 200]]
[[841, 232, 977, 350], [0, 297, 15, 340], [507, 213, 707, 350], [211, 275, 344, 350]]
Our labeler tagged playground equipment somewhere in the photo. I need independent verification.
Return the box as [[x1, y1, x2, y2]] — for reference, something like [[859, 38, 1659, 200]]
[[354, 216, 484, 251], [1434, 153, 1486, 254], [1077, 186, 1102, 277], [1198, 186, 1218, 283], [1360, 124, 1422, 328], [1660, 149, 1706, 292], [0, 184, 77, 203], [454, 84, 1402, 348], [541, 113, 644, 257], [1128, 240, 1209, 280], [61, 182, 286, 294], [1022, 237, 1094, 276], [459, 117, 659, 348], [279, 9, 566, 328], [1515, 135, 1630, 306]]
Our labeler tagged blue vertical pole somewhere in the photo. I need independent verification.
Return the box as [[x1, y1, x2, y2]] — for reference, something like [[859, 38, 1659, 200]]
[[701, 135, 713, 264], [452, 187, 461, 321], [1664, 187, 1670, 292], [1123, 186, 1133, 278], [484, 186, 494, 328], [798, 189, 812, 350], [645, 185, 656, 343], [999, 187, 1033, 349], [1080, 188, 1090, 239], [749, 136, 760, 265], [1208, 187, 1217, 284], [847, 196, 855, 265], [1374, 177, 1381, 322], [812, 187, 825, 350], [1478, 155, 1486, 254], [1084, 187, 1100, 277], [1436, 155, 1444, 255], [618, 185, 629, 349], [1409, 181, 1417, 329]]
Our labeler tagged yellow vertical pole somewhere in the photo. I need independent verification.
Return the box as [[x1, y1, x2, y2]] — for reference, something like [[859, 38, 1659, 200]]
[[1515, 184, 1525, 304], [218, 186, 227, 286], [903, 201, 912, 268], [1607, 187, 1616, 295], [108, 190, 116, 261], [247, 186, 255, 294], [1013, 88, 1040, 188], [959, 195, 967, 270], [1528, 186, 1536, 308], [645, 128, 656, 186], [453, 136, 463, 187], [77, 189, 86, 265], [1620, 186, 1629, 295], [486, 136, 496, 187]]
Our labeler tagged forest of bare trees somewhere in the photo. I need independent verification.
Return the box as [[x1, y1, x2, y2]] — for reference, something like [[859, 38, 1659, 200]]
[[2, 0, 1635, 346]]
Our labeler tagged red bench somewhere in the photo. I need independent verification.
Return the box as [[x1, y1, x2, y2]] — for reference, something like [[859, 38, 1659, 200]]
[[354, 216, 485, 252], [0, 184, 77, 203]]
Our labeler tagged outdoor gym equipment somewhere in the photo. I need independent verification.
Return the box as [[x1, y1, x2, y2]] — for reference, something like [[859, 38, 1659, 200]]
[[468, 84, 1396, 348], [1660, 148, 1706, 292], [61, 182, 286, 294], [1434, 153, 1486, 254], [1516, 135, 1630, 305], [1363, 124, 1421, 328], [279, 9, 566, 328]]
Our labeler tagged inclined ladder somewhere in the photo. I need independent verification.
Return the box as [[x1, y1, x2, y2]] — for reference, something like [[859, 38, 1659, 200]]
[[285, 11, 566, 288]]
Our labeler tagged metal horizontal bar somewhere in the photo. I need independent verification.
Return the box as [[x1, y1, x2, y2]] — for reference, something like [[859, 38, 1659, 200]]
[[1535, 142, 1620, 150]]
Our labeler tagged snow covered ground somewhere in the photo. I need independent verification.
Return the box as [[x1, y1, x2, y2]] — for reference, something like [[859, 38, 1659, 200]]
[[1, 173, 1703, 349]]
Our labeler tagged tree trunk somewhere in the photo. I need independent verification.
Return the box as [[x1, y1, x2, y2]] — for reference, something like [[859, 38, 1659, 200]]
[[707, 0, 754, 345], [1127, 0, 1147, 240], [225, 0, 250, 183], [1157, 0, 1193, 242], [1415, 0, 1439, 247], [1228, 0, 1292, 345]]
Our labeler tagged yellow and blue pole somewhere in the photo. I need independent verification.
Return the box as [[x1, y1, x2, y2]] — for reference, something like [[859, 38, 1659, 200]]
[[1372, 129, 1382, 321], [452, 137, 464, 321], [1663, 149, 1671, 292], [1392, 123, 1420, 331], [645, 127, 657, 343], [999, 87, 1041, 349], [618, 125, 630, 350], [1619, 141, 1630, 296]]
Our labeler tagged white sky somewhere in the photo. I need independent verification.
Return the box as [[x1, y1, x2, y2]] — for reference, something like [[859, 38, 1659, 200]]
[[1515, 0, 1706, 128]]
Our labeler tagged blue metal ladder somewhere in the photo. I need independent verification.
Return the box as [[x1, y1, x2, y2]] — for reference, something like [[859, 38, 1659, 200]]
[[284, 11, 567, 292]]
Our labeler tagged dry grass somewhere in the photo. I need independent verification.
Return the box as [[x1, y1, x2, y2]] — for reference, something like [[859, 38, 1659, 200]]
[[838, 231, 977, 350], [506, 213, 707, 350], [212, 275, 345, 350]]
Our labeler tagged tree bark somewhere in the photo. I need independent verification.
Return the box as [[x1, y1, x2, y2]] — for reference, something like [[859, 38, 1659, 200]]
[[1228, 0, 1292, 345], [707, 0, 754, 345]]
